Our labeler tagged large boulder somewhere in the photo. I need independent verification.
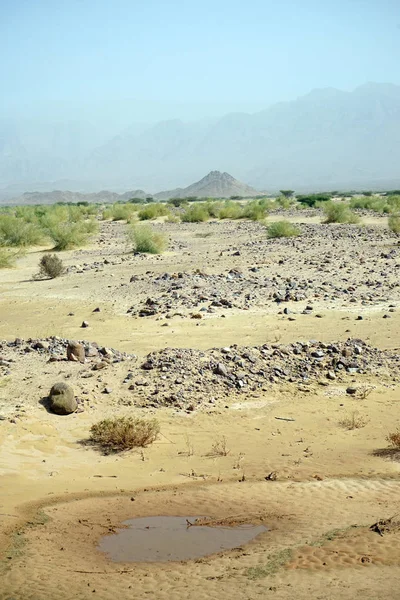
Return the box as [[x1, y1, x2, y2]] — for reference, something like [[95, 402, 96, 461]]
[[67, 341, 85, 363], [48, 382, 77, 415]]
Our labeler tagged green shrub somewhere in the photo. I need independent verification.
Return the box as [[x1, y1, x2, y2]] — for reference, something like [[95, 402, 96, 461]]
[[0, 215, 45, 247], [90, 416, 160, 452], [297, 193, 331, 207], [35, 254, 65, 279], [267, 220, 301, 238], [44, 221, 90, 250], [168, 197, 188, 207], [218, 201, 243, 220], [205, 201, 222, 218], [242, 199, 269, 221], [323, 202, 359, 224], [388, 214, 400, 234], [275, 195, 295, 209], [182, 205, 210, 222], [128, 223, 167, 254], [0, 248, 24, 268], [138, 203, 169, 220]]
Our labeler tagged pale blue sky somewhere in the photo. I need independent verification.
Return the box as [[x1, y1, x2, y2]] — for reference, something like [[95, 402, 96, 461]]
[[1, 0, 399, 124]]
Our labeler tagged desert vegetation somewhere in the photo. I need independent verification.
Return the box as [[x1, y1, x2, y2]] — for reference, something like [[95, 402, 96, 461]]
[[128, 223, 167, 254], [386, 428, 400, 449], [388, 214, 400, 234], [266, 220, 301, 238], [34, 254, 65, 279], [323, 202, 360, 224], [89, 416, 160, 451]]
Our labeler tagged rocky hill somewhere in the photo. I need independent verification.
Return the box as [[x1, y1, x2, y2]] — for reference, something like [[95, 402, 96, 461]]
[[154, 171, 260, 200]]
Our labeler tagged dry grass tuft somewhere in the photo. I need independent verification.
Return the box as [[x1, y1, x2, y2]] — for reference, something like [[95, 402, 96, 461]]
[[387, 429, 400, 449], [208, 436, 230, 456], [339, 411, 367, 430], [89, 417, 160, 452]]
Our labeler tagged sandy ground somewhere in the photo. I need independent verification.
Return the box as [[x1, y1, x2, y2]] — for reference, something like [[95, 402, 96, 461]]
[[1, 213, 400, 600]]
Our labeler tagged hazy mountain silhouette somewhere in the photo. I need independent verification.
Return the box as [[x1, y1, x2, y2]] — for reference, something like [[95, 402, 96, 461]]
[[154, 171, 259, 200], [1, 83, 400, 199]]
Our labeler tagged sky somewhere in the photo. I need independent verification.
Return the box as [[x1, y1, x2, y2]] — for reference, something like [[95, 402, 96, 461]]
[[1, 0, 400, 126]]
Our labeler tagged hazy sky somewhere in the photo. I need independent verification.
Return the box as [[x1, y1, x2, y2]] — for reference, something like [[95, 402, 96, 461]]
[[1, 0, 400, 125]]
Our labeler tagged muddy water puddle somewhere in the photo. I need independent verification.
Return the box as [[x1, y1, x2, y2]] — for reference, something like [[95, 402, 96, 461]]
[[99, 516, 267, 562]]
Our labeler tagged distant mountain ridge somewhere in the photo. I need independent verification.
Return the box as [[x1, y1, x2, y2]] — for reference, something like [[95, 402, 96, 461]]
[[4, 172, 260, 205], [2, 83, 400, 195], [6, 189, 148, 206]]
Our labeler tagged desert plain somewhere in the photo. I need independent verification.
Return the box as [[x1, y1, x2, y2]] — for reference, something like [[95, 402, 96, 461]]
[[1, 209, 400, 599]]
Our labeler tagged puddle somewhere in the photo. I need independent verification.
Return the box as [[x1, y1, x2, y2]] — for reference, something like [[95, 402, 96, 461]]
[[99, 516, 267, 562]]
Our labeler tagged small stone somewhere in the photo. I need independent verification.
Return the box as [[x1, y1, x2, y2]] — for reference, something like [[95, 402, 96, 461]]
[[92, 361, 108, 371], [104, 387, 112, 394], [35, 341, 49, 350], [81, 321, 89, 328], [67, 341, 85, 363], [215, 363, 229, 377], [93, 307, 101, 313], [346, 386, 357, 395], [326, 371, 336, 380]]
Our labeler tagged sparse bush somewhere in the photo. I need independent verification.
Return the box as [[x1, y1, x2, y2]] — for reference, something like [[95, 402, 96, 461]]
[[0, 248, 24, 268], [45, 221, 92, 250], [182, 205, 209, 223], [138, 203, 169, 220], [242, 199, 270, 221], [0, 215, 45, 247], [297, 193, 331, 207], [266, 220, 301, 238], [89, 416, 160, 451], [165, 214, 180, 223], [388, 214, 400, 234], [168, 197, 188, 208], [128, 223, 167, 254], [205, 201, 222, 218], [35, 254, 65, 279], [280, 190, 294, 198], [275, 195, 296, 209], [323, 202, 359, 224], [387, 429, 400, 449], [111, 203, 138, 221], [339, 412, 367, 430], [209, 436, 230, 456], [218, 201, 243, 220]]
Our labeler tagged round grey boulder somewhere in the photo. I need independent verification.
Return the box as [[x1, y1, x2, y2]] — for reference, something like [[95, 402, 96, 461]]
[[49, 382, 77, 415]]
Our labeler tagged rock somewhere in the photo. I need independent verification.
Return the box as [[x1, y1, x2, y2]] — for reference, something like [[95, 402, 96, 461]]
[[215, 363, 229, 377], [67, 341, 85, 363], [92, 307, 101, 312], [34, 341, 49, 350], [326, 371, 336, 380], [85, 345, 98, 357], [104, 387, 112, 394], [81, 321, 89, 328], [48, 383, 77, 415], [346, 386, 357, 395], [92, 361, 108, 370]]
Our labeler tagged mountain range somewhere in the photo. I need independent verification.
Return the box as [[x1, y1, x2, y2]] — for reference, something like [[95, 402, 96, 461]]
[[6, 172, 259, 205], [1, 82, 400, 201]]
